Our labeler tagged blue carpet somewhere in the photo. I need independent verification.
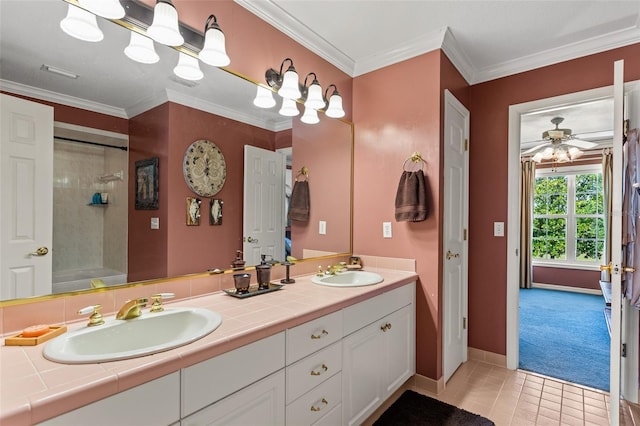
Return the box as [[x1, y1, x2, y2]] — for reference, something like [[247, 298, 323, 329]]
[[519, 288, 610, 391]]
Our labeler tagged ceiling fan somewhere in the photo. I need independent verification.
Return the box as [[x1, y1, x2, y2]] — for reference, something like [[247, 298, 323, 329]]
[[522, 116, 600, 163]]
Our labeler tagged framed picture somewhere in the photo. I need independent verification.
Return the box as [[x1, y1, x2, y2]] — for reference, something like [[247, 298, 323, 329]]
[[135, 157, 159, 210], [186, 197, 201, 226], [210, 199, 223, 225]]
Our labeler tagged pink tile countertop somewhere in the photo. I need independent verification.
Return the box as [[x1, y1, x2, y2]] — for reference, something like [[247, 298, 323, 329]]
[[0, 268, 417, 425]]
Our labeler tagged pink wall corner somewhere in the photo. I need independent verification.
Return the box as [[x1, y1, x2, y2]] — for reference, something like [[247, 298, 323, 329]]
[[353, 51, 448, 379], [290, 118, 352, 258], [467, 43, 640, 356], [165, 103, 275, 277]]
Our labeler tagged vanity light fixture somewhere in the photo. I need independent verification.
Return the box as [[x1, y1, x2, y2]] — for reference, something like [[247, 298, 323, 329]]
[[302, 72, 325, 110], [147, 0, 184, 47], [78, 0, 125, 20], [323, 84, 345, 118], [300, 106, 320, 124], [279, 97, 300, 117], [60, 4, 104, 42], [265, 58, 301, 100], [174, 52, 204, 81], [198, 15, 230, 67], [253, 85, 276, 108], [124, 32, 160, 64]]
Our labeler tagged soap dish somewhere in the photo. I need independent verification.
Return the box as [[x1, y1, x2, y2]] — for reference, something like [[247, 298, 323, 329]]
[[223, 283, 283, 298], [4, 325, 67, 346]]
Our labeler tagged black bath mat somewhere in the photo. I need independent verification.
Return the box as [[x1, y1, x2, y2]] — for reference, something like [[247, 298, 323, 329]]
[[373, 390, 495, 426]]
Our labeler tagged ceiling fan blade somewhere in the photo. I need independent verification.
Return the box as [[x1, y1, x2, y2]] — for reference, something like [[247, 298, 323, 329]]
[[566, 138, 598, 149], [521, 142, 550, 155]]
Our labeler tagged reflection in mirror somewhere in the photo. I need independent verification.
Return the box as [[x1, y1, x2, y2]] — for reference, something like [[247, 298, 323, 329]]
[[0, 0, 352, 303]]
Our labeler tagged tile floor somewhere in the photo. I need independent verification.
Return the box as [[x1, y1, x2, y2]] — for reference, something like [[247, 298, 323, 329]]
[[365, 359, 640, 425]]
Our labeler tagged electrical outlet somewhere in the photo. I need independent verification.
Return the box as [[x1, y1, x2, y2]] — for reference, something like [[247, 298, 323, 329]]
[[383, 222, 392, 238], [319, 220, 327, 235], [151, 217, 159, 230], [494, 222, 504, 237]]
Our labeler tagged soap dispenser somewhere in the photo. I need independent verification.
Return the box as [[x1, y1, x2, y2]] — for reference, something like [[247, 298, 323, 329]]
[[256, 254, 272, 290], [232, 250, 245, 269]]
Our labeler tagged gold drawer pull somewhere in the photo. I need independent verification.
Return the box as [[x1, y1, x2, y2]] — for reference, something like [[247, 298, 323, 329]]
[[380, 323, 392, 332], [310, 364, 328, 376], [310, 329, 329, 339], [310, 398, 328, 412]]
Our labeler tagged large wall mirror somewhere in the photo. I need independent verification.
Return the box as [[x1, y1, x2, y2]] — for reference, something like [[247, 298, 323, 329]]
[[0, 0, 352, 303]]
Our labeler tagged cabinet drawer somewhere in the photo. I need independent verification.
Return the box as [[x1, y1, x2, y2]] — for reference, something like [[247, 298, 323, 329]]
[[286, 341, 342, 404], [181, 332, 285, 417], [286, 372, 342, 426], [286, 310, 342, 363], [343, 282, 414, 336], [312, 403, 342, 426]]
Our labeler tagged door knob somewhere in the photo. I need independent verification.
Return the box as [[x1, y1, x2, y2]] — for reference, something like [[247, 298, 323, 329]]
[[600, 263, 635, 273], [446, 250, 459, 260], [28, 247, 49, 256], [243, 236, 259, 243]]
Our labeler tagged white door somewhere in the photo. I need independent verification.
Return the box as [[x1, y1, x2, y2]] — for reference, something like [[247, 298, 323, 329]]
[[0, 94, 53, 300], [243, 145, 285, 266], [442, 90, 470, 383]]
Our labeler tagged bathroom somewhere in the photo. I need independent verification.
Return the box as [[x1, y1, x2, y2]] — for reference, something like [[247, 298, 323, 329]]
[[1, 0, 640, 424]]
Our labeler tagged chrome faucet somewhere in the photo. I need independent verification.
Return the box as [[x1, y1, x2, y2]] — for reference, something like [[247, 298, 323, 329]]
[[116, 298, 148, 320]]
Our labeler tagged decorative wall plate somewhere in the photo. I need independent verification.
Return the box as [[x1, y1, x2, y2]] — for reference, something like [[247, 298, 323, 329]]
[[183, 139, 226, 197]]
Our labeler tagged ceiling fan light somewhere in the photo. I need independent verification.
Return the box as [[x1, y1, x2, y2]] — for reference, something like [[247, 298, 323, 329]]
[[60, 4, 104, 42], [568, 147, 584, 159], [78, 0, 125, 19], [532, 152, 544, 163], [304, 81, 325, 110], [555, 148, 569, 163], [173, 52, 203, 81], [124, 31, 159, 64], [278, 67, 301, 100], [253, 86, 276, 109], [542, 147, 554, 159], [199, 16, 230, 67], [301, 106, 320, 124], [279, 97, 299, 117], [147, 0, 184, 47]]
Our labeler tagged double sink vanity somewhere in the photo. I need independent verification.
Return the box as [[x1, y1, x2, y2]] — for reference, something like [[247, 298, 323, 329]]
[[1, 263, 417, 426]]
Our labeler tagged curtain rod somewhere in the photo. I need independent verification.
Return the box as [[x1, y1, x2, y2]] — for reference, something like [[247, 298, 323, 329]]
[[55, 136, 128, 151]]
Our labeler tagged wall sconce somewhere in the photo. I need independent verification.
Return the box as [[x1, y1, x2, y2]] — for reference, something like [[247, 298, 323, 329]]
[[253, 85, 276, 108], [301, 107, 320, 124], [78, 0, 125, 19], [60, 4, 104, 42], [302, 73, 325, 110], [198, 15, 230, 67], [324, 84, 345, 118], [174, 52, 203, 81], [266, 58, 301, 100], [279, 98, 299, 117], [124, 32, 159, 64], [147, 0, 184, 47]]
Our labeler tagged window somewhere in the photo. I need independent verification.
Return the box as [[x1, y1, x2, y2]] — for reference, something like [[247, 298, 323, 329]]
[[532, 166, 604, 265]]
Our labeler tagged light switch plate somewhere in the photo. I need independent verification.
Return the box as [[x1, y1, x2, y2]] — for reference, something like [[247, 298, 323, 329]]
[[383, 222, 392, 238], [151, 217, 159, 230], [494, 221, 504, 237], [319, 220, 327, 235]]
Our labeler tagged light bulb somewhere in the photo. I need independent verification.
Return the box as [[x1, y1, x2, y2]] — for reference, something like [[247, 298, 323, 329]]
[[174, 52, 203, 81], [147, 0, 184, 46], [301, 107, 320, 124], [279, 98, 299, 117], [60, 4, 104, 42], [124, 32, 159, 64], [253, 86, 276, 108]]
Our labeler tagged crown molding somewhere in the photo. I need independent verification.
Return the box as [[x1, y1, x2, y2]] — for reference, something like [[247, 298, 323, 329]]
[[234, 0, 355, 76], [472, 25, 640, 84], [0, 79, 128, 118], [440, 27, 474, 85]]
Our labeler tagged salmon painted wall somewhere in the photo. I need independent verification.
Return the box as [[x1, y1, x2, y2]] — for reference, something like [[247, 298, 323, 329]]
[[139, 0, 352, 120], [128, 104, 170, 282], [353, 51, 467, 379], [468, 43, 640, 355], [290, 117, 352, 258]]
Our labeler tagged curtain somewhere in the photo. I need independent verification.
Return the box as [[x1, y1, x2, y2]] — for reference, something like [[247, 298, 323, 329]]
[[602, 149, 613, 283], [520, 159, 536, 289]]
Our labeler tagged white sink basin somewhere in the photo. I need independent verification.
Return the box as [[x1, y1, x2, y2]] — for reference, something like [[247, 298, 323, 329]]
[[43, 307, 222, 364], [311, 271, 384, 287]]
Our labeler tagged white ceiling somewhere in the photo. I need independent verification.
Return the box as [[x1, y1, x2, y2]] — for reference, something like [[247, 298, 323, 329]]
[[1, 0, 638, 141]]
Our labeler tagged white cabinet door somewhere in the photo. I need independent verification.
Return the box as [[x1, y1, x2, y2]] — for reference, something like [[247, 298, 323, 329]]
[[342, 304, 415, 426], [342, 319, 385, 426], [182, 370, 285, 426], [39, 372, 180, 426]]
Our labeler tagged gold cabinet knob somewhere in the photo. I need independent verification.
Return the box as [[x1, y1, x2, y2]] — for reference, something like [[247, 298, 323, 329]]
[[310, 398, 328, 412], [310, 364, 328, 376], [310, 329, 329, 340], [28, 247, 49, 256], [446, 250, 460, 260]]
